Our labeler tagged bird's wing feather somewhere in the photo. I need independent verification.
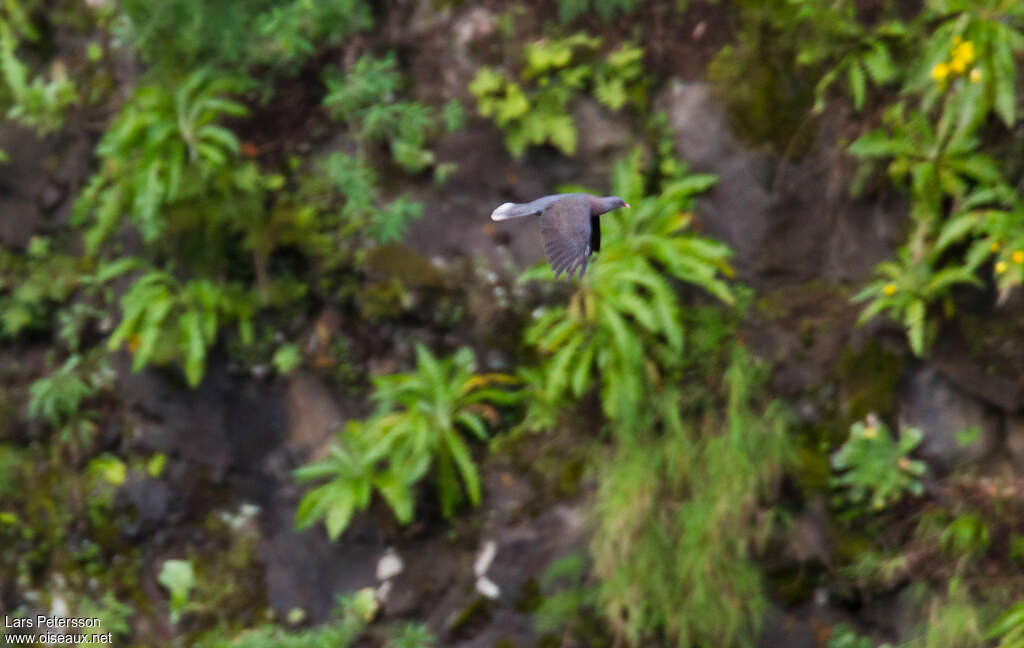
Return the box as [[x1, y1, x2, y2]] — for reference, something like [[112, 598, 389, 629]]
[[540, 196, 592, 280], [490, 194, 573, 221]]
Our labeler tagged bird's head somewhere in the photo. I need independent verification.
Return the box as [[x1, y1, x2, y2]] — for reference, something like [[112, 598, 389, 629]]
[[595, 195, 630, 215]]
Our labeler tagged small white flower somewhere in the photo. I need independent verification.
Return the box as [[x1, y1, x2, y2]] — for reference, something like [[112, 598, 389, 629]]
[[474, 540, 497, 577], [376, 549, 404, 581], [476, 576, 500, 600]]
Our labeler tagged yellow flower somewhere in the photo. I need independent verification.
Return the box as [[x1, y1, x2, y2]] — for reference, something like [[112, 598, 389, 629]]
[[931, 62, 950, 82], [970, 68, 982, 83], [952, 40, 976, 66], [1014, 250, 1024, 264], [950, 56, 967, 74], [883, 283, 897, 296], [991, 241, 1001, 253], [953, 35, 963, 47], [996, 261, 1008, 274]]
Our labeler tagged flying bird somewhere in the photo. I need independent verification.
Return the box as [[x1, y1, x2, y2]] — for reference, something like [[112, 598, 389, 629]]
[[490, 193, 629, 279]]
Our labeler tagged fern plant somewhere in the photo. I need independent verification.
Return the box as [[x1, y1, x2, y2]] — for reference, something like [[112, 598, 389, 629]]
[[27, 352, 115, 455], [107, 269, 255, 387], [295, 345, 518, 540], [523, 149, 732, 430], [27, 356, 95, 428], [116, 0, 372, 72], [73, 68, 250, 252], [0, 237, 81, 339], [323, 53, 462, 175], [0, 19, 77, 134], [789, 0, 906, 112]]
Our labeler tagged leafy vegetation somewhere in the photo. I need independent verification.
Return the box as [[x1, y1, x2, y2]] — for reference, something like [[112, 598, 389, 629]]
[[522, 149, 732, 431], [590, 347, 790, 647], [295, 345, 518, 539], [989, 601, 1024, 648], [106, 270, 254, 386], [830, 415, 927, 511], [323, 53, 463, 176], [73, 68, 252, 252], [194, 589, 376, 648], [0, 238, 81, 339], [0, 18, 77, 134], [470, 34, 645, 155], [158, 559, 196, 624], [4, 1, 1024, 646], [826, 1, 1024, 354], [115, 0, 372, 73], [557, 0, 647, 23]]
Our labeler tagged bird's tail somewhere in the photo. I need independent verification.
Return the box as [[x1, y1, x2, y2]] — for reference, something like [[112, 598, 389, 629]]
[[490, 202, 539, 221]]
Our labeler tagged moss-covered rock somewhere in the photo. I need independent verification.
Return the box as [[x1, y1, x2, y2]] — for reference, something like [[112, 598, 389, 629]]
[[835, 340, 904, 432], [706, 1, 817, 157]]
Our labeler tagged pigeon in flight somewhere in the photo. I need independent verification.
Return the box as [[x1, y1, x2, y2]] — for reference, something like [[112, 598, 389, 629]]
[[490, 193, 629, 279]]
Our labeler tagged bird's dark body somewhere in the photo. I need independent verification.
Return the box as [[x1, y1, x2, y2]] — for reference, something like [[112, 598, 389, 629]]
[[490, 192, 628, 279], [539, 194, 594, 279]]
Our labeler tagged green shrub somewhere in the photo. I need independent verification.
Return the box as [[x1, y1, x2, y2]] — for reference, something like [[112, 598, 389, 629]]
[[533, 553, 601, 640], [194, 589, 374, 648], [323, 53, 461, 175], [827, 624, 877, 648], [115, 0, 372, 72], [27, 356, 94, 427], [470, 35, 645, 156], [107, 270, 255, 387], [830, 415, 926, 511], [909, 0, 1024, 128], [590, 347, 790, 647], [557, 0, 646, 23], [0, 238, 81, 339], [522, 149, 732, 432], [939, 513, 991, 559], [988, 601, 1024, 648], [317, 152, 424, 245], [0, 19, 77, 134], [73, 68, 252, 252], [295, 345, 518, 539], [904, 580, 988, 648], [789, 0, 906, 112], [837, 1, 1024, 353], [386, 623, 436, 648]]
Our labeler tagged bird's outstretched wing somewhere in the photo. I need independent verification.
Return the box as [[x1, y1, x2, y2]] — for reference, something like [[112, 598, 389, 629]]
[[490, 194, 572, 221], [540, 195, 592, 280]]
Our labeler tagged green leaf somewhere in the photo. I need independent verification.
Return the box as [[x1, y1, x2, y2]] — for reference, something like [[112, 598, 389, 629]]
[[848, 61, 867, 111], [849, 130, 901, 158], [180, 311, 206, 387], [906, 299, 926, 356]]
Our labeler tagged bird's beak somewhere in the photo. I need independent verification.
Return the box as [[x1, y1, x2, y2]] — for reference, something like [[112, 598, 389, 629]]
[[625, 203, 631, 209]]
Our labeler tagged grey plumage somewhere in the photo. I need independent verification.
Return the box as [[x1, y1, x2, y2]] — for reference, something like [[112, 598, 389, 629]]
[[490, 193, 629, 279]]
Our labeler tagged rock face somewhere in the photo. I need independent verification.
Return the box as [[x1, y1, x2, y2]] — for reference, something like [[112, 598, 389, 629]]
[[284, 369, 348, 462], [899, 367, 1001, 471], [655, 81, 903, 286]]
